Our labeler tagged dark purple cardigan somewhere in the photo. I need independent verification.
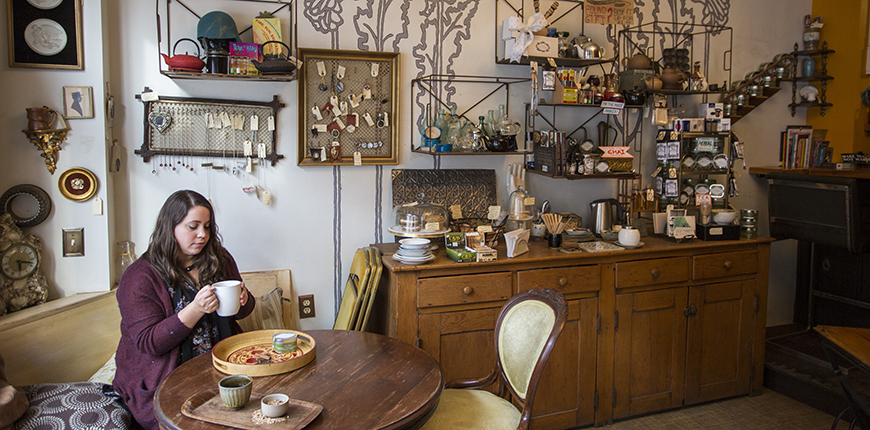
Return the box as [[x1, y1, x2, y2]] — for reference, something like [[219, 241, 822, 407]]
[[112, 251, 254, 430]]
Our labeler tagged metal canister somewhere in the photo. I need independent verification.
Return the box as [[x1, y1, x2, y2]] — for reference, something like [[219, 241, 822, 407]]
[[736, 94, 746, 106], [763, 75, 772, 87], [583, 154, 595, 175], [776, 67, 786, 78], [740, 209, 758, 238], [723, 103, 732, 116], [749, 85, 760, 97], [272, 332, 298, 354]]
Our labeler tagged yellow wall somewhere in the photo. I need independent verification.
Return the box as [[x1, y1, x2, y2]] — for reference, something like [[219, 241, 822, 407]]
[[807, 0, 870, 156]]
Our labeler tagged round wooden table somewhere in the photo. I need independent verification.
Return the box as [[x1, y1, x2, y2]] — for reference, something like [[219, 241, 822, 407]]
[[154, 330, 443, 430]]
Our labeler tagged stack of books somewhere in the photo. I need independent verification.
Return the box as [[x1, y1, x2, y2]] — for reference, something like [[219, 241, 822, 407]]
[[780, 126, 831, 168]]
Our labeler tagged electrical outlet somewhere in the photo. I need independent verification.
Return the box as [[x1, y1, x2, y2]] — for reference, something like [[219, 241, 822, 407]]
[[299, 294, 315, 318]]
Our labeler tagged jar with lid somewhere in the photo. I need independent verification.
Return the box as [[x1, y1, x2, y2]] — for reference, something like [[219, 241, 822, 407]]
[[272, 332, 298, 354], [389, 195, 450, 237], [740, 209, 758, 238], [506, 185, 535, 232]]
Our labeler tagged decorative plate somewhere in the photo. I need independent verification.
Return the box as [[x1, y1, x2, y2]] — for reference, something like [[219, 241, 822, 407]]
[[681, 155, 695, 169], [580, 139, 595, 152], [595, 159, 610, 174], [695, 154, 713, 170], [24, 19, 66, 56], [27, 0, 62, 9], [58, 167, 98, 202], [709, 183, 726, 199], [0, 184, 52, 228], [695, 183, 710, 195]]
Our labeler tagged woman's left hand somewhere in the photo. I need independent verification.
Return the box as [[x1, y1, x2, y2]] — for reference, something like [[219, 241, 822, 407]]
[[239, 282, 249, 307]]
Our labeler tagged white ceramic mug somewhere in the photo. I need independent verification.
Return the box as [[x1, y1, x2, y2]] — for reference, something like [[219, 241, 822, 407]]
[[212, 280, 242, 317], [618, 226, 641, 247]]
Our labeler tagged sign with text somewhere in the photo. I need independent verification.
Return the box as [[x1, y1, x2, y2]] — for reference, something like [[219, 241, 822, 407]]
[[601, 146, 634, 158], [585, 1, 635, 25], [601, 100, 625, 115]]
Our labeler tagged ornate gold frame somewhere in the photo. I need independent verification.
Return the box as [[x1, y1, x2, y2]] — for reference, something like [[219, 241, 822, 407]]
[[7, 0, 84, 69], [58, 167, 98, 202]]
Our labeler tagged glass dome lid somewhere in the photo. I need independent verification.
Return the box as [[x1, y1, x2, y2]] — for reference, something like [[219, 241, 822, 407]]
[[389, 195, 450, 237]]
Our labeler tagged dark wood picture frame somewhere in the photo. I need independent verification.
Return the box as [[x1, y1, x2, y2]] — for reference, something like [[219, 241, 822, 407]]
[[7, 0, 84, 69], [297, 48, 399, 166]]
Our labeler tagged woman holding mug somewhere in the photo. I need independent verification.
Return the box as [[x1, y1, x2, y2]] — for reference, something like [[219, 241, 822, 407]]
[[113, 190, 254, 429]]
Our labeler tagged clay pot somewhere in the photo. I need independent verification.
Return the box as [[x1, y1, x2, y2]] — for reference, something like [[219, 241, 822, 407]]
[[660, 67, 686, 90], [644, 75, 663, 91], [622, 53, 653, 70]]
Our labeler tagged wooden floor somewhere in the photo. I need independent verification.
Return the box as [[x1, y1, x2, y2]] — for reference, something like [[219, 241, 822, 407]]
[[603, 389, 850, 429]]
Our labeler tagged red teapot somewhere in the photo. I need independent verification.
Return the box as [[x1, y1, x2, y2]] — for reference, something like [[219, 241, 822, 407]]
[[161, 38, 205, 72]]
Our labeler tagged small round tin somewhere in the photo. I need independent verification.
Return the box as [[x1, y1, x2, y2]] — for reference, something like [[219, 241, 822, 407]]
[[272, 332, 298, 354]]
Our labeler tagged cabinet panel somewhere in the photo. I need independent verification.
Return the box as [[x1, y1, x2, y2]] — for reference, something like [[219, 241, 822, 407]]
[[417, 272, 512, 308], [614, 288, 688, 419], [530, 298, 598, 430], [692, 250, 758, 280], [517, 265, 600, 295], [684, 280, 754, 404], [419, 309, 499, 394], [616, 257, 690, 289]]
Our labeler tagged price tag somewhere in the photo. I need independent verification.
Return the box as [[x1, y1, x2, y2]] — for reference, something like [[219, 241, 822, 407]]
[[311, 106, 323, 120], [652, 166, 663, 177], [337, 65, 346, 79], [477, 225, 493, 233], [251, 115, 259, 131], [363, 112, 375, 126], [371, 63, 379, 77], [141, 91, 159, 102], [316, 61, 327, 76], [449, 204, 464, 219], [695, 137, 716, 153], [331, 105, 342, 117], [93, 197, 103, 215], [261, 190, 271, 206], [349, 94, 360, 108], [334, 117, 346, 129], [524, 197, 535, 206], [487, 205, 502, 220], [246, 157, 252, 173], [330, 95, 339, 106], [339, 101, 349, 115], [267, 116, 275, 131], [363, 85, 372, 100], [257, 143, 266, 158], [315, 124, 328, 133], [353, 151, 362, 165], [243, 141, 253, 156]]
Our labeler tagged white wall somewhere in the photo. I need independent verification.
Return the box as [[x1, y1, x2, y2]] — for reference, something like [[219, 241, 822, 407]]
[[2, 0, 810, 329]]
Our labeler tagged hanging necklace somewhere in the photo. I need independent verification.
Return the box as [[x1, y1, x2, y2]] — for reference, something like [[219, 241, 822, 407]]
[[184, 265, 194, 272]]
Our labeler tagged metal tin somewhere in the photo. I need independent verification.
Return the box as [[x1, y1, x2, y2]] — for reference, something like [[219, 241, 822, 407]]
[[763, 75, 772, 87], [749, 85, 760, 97], [736, 94, 745, 106], [583, 155, 595, 175], [272, 332, 298, 354]]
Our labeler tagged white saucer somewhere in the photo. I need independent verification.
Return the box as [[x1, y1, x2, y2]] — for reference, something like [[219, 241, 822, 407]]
[[391, 253, 435, 265], [615, 241, 644, 249]]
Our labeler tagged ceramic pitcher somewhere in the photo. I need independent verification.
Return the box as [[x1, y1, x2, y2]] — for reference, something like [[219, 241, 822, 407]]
[[26, 107, 56, 131]]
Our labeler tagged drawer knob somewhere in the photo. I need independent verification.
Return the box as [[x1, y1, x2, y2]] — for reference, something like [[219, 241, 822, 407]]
[[651, 269, 661, 278], [462, 286, 474, 295], [723, 261, 732, 269], [558, 278, 568, 286]]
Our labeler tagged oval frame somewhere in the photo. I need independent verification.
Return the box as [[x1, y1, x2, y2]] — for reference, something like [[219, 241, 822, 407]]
[[0, 184, 52, 228], [58, 167, 98, 202]]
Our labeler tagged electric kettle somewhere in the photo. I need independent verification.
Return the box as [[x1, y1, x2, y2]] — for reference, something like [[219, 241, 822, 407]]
[[590, 198, 624, 236]]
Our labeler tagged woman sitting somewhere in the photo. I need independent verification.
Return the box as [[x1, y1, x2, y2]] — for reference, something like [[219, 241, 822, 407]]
[[113, 190, 254, 429]]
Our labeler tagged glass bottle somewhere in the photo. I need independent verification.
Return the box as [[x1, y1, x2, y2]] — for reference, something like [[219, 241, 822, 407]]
[[116, 241, 137, 285], [802, 14, 820, 50], [557, 32, 572, 58], [435, 108, 448, 137], [486, 109, 498, 136], [690, 61, 707, 91]]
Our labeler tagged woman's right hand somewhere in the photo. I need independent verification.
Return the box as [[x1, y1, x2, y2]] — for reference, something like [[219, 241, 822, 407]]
[[179, 285, 217, 328]]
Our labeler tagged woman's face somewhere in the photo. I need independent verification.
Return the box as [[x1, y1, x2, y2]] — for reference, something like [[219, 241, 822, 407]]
[[174, 206, 211, 260]]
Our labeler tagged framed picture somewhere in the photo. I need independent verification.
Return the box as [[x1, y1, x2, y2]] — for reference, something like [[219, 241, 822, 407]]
[[297, 48, 399, 166], [7, 0, 83, 69], [62, 86, 93, 119]]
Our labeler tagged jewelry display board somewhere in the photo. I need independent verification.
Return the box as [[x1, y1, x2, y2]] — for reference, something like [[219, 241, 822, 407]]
[[135, 94, 285, 165], [297, 48, 399, 166]]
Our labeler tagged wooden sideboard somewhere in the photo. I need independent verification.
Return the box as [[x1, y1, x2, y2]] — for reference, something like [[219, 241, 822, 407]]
[[370, 236, 773, 428]]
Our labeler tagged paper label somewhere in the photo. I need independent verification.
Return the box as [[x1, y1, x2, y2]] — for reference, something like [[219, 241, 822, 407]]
[[449, 204, 463, 219], [363, 113, 375, 126], [268, 116, 275, 131], [349, 94, 360, 108], [261, 190, 271, 206], [363, 86, 372, 100], [354, 151, 362, 165], [425, 222, 441, 231], [477, 225, 493, 233], [257, 143, 266, 158], [337, 65, 346, 79], [251, 116, 259, 131], [311, 106, 323, 121], [695, 193, 712, 206], [244, 141, 253, 156], [93, 197, 103, 215], [316, 61, 326, 76], [315, 124, 328, 133], [488, 205, 502, 220], [141, 92, 159, 101], [524, 197, 535, 206], [371, 63, 379, 77], [331, 105, 343, 117]]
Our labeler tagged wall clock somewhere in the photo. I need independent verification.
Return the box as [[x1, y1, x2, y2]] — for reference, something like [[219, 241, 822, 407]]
[[0, 184, 52, 228], [58, 167, 98, 202]]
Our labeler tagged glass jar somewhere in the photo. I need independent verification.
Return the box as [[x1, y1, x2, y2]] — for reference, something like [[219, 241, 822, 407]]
[[506, 185, 535, 232], [389, 195, 450, 237], [116, 241, 137, 284]]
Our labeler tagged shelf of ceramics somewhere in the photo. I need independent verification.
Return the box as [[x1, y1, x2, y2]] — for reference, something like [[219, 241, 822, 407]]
[[160, 71, 297, 82]]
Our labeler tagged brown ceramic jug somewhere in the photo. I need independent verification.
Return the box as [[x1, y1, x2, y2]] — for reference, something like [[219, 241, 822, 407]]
[[26, 107, 56, 131], [644, 75, 663, 91], [660, 67, 686, 90], [622, 53, 653, 70]]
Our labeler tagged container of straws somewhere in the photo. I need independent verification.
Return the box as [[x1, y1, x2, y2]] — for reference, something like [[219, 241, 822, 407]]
[[542, 213, 566, 248]]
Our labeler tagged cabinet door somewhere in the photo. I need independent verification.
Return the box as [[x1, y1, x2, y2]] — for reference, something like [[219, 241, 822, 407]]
[[684, 280, 754, 404], [530, 297, 598, 430], [613, 287, 688, 419], [418, 308, 499, 394]]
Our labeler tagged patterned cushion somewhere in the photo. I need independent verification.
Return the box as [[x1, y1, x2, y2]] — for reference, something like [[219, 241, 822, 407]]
[[14, 382, 132, 430]]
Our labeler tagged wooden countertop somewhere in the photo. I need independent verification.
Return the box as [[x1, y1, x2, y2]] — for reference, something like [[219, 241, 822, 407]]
[[374, 235, 774, 273], [749, 166, 870, 180]]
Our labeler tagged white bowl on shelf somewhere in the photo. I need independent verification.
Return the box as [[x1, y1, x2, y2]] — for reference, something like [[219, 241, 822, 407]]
[[713, 210, 737, 225]]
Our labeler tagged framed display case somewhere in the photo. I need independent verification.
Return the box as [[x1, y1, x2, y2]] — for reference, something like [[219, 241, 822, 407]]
[[297, 48, 399, 166]]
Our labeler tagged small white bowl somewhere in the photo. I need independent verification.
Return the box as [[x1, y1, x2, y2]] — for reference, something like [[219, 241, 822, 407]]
[[398, 246, 430, 257], [261, 393, 290, 418], [713, 210, 737, 225], [399, 238, 430, 249]]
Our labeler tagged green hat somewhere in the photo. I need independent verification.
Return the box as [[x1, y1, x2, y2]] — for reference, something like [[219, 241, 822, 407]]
[[197, 11, 241, 42]]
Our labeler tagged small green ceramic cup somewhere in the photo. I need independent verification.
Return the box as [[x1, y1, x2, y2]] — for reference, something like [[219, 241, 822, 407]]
[[218, 374, 253, 410]]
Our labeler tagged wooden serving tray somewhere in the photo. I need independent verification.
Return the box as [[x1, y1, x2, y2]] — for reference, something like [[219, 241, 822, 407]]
[[212, 330, 316, 376], [181, 390, 323, 430]]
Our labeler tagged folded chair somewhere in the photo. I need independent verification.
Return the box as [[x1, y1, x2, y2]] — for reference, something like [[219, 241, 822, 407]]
[[419, 288, 568, 430], [356, 247, 383, 332], [333, 248, 371, 330]]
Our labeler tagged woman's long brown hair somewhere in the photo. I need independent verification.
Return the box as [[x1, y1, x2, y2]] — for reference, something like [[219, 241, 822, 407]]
[[142, 190, 226, 289]]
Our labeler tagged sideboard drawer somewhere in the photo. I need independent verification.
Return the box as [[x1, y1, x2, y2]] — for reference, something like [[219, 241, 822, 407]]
[[693, 251, 758, 280], [616, 257, 690, 289], [418, 272, 512, 308], [517, 265, 600, 295]]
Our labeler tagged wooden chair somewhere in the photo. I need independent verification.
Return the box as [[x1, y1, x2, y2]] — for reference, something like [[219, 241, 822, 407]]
[[419, 288, 568, 430], [333, 248, 371, 330], [356, 247, 383, 331]]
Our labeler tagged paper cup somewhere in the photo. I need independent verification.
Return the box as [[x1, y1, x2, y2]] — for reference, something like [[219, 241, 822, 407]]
[[213, 280, 242, 317]]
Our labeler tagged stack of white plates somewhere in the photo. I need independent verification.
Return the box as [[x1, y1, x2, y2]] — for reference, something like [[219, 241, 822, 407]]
[[392, 238, 435, 265]]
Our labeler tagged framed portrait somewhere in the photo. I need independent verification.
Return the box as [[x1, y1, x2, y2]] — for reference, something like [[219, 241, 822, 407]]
[[63, 86, 93, 119], [7, 0, 83, 69]]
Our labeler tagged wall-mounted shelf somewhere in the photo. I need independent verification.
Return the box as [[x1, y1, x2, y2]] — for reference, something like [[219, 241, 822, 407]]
[[156, 0, 297, 82], [789, 42, 834, 116], [22, 128, 69, 174]]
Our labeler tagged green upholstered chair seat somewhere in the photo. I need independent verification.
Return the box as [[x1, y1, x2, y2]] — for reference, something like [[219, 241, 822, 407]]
[[419, 389, 521, 430]]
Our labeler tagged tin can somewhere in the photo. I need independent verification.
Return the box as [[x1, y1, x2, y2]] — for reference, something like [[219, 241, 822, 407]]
[[749, 85, 760, 97], [723, 104, 732, 116], [763, 75, 772, 88], [776, 67, 786, 79], [583, 155, 595, 175], [736, 94, 745, 106], [272, 332, 298, 354]]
